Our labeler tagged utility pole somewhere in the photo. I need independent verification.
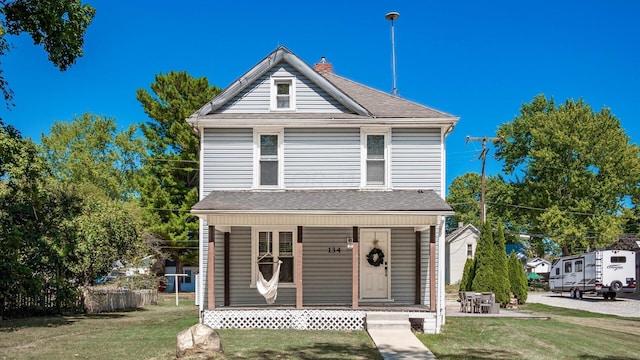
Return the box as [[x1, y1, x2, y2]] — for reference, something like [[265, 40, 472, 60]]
[[466, 136, 502, 224]]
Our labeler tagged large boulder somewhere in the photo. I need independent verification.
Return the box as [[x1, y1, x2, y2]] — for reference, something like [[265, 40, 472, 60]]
[[176, 323, 223, 358]]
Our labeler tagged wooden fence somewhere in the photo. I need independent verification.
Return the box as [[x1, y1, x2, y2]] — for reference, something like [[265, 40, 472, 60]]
[[1, 287, 83, 318], [1, 287, 158, 318], [82, 288, 158, 314]]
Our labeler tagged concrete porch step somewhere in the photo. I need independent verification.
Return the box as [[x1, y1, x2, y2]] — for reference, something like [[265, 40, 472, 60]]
[[366, 311, 410, 330]]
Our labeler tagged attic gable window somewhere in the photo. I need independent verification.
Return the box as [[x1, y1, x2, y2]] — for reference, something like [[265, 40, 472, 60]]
[[271, 78, 295, 111]]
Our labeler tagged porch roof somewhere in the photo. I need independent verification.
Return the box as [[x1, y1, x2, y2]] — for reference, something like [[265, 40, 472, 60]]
[[192, 190, 453, 227]]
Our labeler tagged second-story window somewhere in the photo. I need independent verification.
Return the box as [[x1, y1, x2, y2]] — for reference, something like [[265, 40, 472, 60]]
[[260, 134, 279, 186], [366, 134, 386, 186]]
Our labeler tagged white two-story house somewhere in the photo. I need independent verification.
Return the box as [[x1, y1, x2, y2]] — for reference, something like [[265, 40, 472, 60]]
[[188, 46, 458, 334]]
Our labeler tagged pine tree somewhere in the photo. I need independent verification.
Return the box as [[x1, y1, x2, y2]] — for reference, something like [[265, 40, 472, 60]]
[[136, 71, 221, 289], [508, 251, 528, 304], [492, 224, 511, 306], [471, 222, 495, 292], [459, 256, 475, 292]]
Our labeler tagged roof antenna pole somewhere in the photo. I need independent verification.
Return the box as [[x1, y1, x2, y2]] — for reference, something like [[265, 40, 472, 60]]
[[385, 11, 400, 97]]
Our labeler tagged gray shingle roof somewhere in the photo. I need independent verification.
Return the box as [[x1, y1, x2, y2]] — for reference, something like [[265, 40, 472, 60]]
[[320, 72, 456, 119], [189, 46, 458, 122], [445, 223, 479, 242], [192, 189, 452, 213]]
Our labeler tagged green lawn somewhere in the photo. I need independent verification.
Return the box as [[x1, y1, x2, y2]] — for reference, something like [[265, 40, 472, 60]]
[[0, 294, 379, 360], [418, 303, 640, 360], [2, 296, 639, 360]]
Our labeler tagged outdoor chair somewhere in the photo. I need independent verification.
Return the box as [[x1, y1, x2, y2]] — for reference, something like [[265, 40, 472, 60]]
[[478, 293, 493, 314], [463, 292, 476, 313]]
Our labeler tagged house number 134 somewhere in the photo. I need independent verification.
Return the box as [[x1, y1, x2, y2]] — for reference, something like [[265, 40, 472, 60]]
[[328, 247, 341, 253]]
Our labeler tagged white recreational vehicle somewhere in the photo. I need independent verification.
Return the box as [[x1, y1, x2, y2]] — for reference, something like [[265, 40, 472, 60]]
[[549, 249, 637, 300]]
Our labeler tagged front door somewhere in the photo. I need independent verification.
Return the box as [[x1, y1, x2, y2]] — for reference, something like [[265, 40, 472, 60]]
[[360, 229, 391, 300]]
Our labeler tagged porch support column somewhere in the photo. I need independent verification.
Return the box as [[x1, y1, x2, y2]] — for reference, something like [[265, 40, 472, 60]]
[[351, 226, 359, 309], [207, 225, 215, 310], [224, 232, 230, 306], [429, 226, 436, 311], [296, 226, 303, 309], [415, 231, 422, 305]]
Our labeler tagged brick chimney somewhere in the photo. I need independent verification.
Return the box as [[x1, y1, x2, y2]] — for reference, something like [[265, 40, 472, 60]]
[[313, 56, 333, 73]]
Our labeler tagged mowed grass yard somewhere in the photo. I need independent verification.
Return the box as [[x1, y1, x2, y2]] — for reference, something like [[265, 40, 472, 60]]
[[420, 303, 640, 360], [2, 294, 640, 360], [0, 294, 379, 360]]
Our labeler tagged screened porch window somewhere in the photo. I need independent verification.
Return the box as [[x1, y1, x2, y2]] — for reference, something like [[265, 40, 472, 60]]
[[254, 230, 294, 285]]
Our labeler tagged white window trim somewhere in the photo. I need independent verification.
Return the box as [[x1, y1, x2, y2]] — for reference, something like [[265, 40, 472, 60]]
[[270, 77, 296, 111], [360, 128, 391, 189], [253, 128, 284, 189], [250, 227, 297, 288]]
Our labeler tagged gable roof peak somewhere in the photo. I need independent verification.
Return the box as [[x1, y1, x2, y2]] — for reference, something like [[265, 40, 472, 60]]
[[190, 46, 370, 118]]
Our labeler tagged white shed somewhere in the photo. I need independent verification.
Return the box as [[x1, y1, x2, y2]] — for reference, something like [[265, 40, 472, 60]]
[[445, 223, 479, 284]]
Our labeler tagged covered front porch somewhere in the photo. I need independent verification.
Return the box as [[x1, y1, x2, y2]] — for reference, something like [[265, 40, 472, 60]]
[[193, 190, 452, 333]]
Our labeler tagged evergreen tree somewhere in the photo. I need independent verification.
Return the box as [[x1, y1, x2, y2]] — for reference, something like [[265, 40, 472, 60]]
[[508, 251, 528, 304], [136, 71, 221, 288], [459, 256, 475, 292], [492, 224, 511, 306], [471, 222, 495, 293]]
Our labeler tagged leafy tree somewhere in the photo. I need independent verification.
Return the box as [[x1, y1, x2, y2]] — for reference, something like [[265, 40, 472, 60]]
[[66, 197, 143, 286], [136, 71, 221, 286], [41, 113, 144, 201], [0, 0, 95, 104], [508, 251, 528, 304], [496, 95, 640, 255], [0, 121, 85, 315], [446, 172, 525, 240]]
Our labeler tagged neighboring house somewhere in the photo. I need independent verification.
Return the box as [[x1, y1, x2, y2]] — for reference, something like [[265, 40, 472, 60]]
[[445, 223, 478, 284], [188, 46, 458, 334], [506, 243, 528, 267], [164, 265, 197, 292], [526, 257, 550, 274]]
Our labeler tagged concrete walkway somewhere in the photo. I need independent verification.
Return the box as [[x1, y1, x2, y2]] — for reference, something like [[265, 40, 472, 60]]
[[368, 329, 437, 360]]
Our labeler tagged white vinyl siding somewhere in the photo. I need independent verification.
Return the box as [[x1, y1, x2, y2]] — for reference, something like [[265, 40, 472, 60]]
[[202, 128, 253, 191], [391, 128, 442, 193], [284, 128, 360, 188], [218, 63, 348, 113]]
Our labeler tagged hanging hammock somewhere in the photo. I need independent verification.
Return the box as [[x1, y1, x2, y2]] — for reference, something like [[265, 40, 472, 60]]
[[256, 260, 282, 304]]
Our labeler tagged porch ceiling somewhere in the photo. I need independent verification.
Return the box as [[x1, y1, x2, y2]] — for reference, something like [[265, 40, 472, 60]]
[[192, 189, 453, 227]]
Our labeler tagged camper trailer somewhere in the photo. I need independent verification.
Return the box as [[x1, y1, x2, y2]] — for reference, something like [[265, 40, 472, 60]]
[[549, 249, 637, 300]]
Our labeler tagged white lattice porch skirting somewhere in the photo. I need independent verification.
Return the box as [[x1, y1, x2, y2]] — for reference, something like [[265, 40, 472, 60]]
[[202, 309, 436, 332], [203, 309, 365, 330]]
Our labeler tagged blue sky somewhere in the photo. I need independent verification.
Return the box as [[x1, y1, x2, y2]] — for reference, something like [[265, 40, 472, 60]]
[[3, 0, 638, 190]]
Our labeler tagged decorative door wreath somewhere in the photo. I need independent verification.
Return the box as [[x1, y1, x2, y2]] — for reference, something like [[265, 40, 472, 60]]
[[366, 248, 385, 267]]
